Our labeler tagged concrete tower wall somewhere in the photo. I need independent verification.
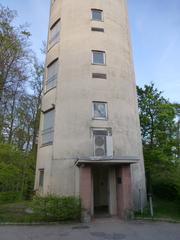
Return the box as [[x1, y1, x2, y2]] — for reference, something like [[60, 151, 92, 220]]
[[35, 0, 146, 211]]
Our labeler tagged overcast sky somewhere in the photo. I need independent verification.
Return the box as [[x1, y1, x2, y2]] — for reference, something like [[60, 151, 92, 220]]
[[0, 0, 180, 102]]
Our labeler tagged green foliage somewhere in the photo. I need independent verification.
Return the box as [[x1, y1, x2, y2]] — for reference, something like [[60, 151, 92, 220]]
[[135, 198, 180, 220], [0, 143, 36, 199], [137, 83, 180, 199], [0, 192, 22, 203], [31, 196, 81, 221], [0, 4, 43, 201], [137, 83, 176, 147], [0, 201, 43, 223], [0, 4, 43, 148], [152, 182, 178, 200]]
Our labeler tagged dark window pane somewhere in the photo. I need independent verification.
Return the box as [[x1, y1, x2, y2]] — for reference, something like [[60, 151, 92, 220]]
[[91, 27, 104, 32], [39, 170, 44, 187], [92, 73, 107, 79]]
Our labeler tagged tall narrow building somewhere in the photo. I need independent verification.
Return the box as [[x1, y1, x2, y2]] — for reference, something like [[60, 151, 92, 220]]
[[35, 0, 146, 221]]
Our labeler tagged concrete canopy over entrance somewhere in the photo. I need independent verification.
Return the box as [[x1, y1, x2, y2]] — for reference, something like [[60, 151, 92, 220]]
[[77, 158, 136, 222]]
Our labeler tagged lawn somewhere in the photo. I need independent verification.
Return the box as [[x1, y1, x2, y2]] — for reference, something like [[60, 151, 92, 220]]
[[0, 196, 81, 223], [153, 198, 180, 220], [0, 201, 44, 223], [135, 197, 180, 221], [0, 198, 180, 223]]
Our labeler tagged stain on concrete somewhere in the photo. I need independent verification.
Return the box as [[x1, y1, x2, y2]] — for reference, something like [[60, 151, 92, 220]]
[[91, 232, 126, 240], [72, 225, 90, 229], [59, 232, 69, 237]]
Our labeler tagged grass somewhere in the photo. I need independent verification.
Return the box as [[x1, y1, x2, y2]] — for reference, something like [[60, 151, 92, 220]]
[[135, 197, 180, 221], [0, 197, 81, 223], [0, 198, 180, 223], [0, 201, 45, 223]]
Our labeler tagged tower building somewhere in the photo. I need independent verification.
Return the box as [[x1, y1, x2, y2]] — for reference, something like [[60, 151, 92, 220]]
[[35, 0, 146, 220]]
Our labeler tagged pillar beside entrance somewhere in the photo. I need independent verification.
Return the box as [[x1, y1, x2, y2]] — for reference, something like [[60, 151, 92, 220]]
[[117, 165, 133, 219], [80, 165, 92, 222]]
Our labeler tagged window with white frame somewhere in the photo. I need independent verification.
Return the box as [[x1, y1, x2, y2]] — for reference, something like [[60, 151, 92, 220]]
[[91, 9, 103, 21], [49, 19, 60, 45], [39, 169, 44, 188], [93, 129, 113, 157], [46, 59, 58, 91], [42, 109, 55, 145], [93, 102, 107, 120], [92, 51, 105, 65]]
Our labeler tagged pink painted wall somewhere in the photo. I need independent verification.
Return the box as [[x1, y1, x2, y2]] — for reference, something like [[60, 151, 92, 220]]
[[116, 165, 132, 219], [80, 166, 92, 221]]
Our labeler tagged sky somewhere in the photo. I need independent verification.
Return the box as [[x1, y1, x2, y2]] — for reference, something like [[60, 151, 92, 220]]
[[0, 0, 180, 102]]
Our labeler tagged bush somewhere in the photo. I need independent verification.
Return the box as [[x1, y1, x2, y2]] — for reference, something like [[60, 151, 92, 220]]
[[31, 195, 81, 221], [152, 181, 178, 200], [0, 192, 22, 203]]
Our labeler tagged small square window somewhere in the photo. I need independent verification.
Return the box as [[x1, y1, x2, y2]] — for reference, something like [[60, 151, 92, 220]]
[[39, 169, 44, 188], [91, 9, 103, 21], [92, 51, 105, 65], [93, 102, 107, 120]]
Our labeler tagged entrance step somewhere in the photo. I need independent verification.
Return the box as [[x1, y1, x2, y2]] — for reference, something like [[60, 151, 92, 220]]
[[92, 216, 123, 224]]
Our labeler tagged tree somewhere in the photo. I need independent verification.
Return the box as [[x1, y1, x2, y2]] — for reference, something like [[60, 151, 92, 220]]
[[0, 4, 44, 200], [0, 5, 43, 151], [172, 103, 180, 159], [29, 57, 44, 153], [137, 83, 180, 199], [0, 5, 31, 140], [0, 143, 36, 199]]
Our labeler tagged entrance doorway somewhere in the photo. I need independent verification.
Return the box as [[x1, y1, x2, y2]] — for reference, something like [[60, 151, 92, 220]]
[[93, 166, 109, 216]]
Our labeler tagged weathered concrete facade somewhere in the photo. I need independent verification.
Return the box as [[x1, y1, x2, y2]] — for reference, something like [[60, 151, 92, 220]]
[[35, 0, 146, 220]]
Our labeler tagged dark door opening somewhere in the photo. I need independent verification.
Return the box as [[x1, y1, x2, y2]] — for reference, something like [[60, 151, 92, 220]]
[[93, 166, 109, 217]]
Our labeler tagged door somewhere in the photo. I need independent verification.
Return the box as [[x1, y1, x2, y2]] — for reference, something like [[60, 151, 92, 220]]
[[93, 167, 109, 216]]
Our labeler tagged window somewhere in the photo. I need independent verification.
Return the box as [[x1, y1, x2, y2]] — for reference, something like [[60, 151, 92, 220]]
[[91, 9, 103, 21], [93, 129, 113, 157], [42, 109, 55, 145], [46, 59, 58, 91], [92, 73, 107, 79], [49, 19, 60, 45], [91, 27, 104, 32], [92, 51, 105, 65], [93, 102, 107, 119], [93, 130, 107, 156], [39, 169, 44, 188]]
